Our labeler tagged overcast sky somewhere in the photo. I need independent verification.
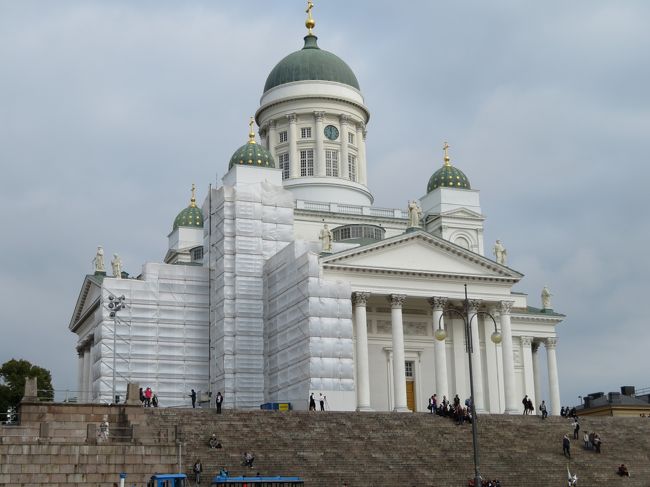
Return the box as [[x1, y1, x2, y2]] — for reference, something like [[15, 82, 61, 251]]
[[1, 1, 649, 406]]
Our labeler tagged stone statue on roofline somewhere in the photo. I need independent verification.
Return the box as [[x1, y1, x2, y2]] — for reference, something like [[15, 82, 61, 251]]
[[407, 200, 423, 228], [93, 246, 105, 273], [319, 223, 333, 253], [493, 240, 507, 265], [541, 285, 552, 310], [111, 254, 122, 279]]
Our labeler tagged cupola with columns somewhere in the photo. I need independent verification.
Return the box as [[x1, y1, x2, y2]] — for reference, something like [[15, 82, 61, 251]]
[[255, 1, 372, 206], [419, 142, 486, 255]]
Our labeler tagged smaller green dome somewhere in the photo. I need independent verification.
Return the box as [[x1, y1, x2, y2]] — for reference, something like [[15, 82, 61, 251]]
[[173, 184, 204, 230], [426, 143, 471, 192], [228, 119, 275, 170]]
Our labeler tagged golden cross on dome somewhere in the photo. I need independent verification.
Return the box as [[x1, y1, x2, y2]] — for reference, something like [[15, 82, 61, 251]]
[[190, 183, 197, 207], [248, 117, 256, 144], [305, 1, 315, 34], [443, 141, 451, 166]]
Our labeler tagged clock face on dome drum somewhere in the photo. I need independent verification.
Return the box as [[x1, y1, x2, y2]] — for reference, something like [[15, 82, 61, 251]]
[[324, 125, 339, 140]]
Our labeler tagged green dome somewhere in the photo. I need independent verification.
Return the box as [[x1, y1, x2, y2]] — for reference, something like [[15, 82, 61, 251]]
[[427, 164, 471, 192], [263, 35, 360, 92], [228, 141, 275, 170], [173, 204, 203, 230], [173, 185, 203, 230]]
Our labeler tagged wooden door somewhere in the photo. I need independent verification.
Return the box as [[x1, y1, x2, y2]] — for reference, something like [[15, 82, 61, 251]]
[[406, 381, 415, 411]]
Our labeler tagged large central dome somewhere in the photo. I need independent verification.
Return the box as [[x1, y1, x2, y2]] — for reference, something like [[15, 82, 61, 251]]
[[263, 35, 360, 93]]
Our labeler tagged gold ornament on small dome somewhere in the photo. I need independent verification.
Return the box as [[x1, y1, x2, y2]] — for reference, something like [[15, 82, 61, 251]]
[[305, 1, 316, 34], [190, 183, 197, 208], [248, 117, 256, 145], [443, 141, 451, 167]]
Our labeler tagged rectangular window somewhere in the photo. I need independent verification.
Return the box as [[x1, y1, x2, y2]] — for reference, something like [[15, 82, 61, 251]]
[[279, 131, 288, 143], [325, 150, 339, 177], [300, 127, 312, 139], [300, 149, 314, 176], [348, 132, 355, 144], [348, 154, 357, 182], [405, 361, 414, 378], [278, 153, 289, 180], [191, 247, 204, 262]]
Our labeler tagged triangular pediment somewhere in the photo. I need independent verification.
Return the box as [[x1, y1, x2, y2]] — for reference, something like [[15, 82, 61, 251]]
[[322, 230, 522, 281], [437, 208, 484, 220], [69, 274, 103, 331]]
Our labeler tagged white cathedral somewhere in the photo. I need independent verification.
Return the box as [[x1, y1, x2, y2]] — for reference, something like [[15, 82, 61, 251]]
[[69, 5, 564, 415]]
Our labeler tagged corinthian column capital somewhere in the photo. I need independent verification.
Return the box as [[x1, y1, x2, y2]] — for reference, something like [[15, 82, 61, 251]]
[[352, 292, 370, 307], [388, 294, 406, 309], [500, 300, 514, 315], [427, 296, 448, 311], [545, 337, 558, 350]]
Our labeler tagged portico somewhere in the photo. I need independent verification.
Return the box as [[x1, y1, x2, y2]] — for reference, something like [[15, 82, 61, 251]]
[[323, 230, 564, 414]]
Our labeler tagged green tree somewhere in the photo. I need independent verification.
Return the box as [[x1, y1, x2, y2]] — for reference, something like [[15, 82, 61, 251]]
[[0, 359, 54, 413]]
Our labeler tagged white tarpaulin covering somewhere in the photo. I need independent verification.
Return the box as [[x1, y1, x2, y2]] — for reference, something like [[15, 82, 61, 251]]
[[264, 241, 354, 409], [93, 263, 209, 405], [208, 175, 295, 408]]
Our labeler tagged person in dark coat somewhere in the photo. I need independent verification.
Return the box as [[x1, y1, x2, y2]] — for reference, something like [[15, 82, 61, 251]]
[[309, 393, 316, 411], [190, 389, 197, 408], [216, 391, 223, 414], [562, 434, 571, 458]]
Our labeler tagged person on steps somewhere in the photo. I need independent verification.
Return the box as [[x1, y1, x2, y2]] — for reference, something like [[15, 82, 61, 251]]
[[193, 459, 203, 485], [563, 434, 571, 458]]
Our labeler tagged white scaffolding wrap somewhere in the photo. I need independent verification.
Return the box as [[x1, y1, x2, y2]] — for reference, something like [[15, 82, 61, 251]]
[[208, 169, 295, 409], [91, 263, 209, 405], [264, 241, 354, 410]]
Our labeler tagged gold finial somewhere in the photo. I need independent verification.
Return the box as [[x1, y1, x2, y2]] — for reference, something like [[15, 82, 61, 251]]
[[248, 117, 256, 144], [305, 1, 315, 34], [190, 183, 197, 207], [443, 141, 451, 166]]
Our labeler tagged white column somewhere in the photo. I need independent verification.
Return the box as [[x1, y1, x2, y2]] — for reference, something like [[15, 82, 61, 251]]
[[484, 306, 500, 413], [468, 300, 486, 413], [77, 349, 84, 401], [428, 297, 448, 400], [267, 119, 277, 161], [500, 301, 518, 414], [546, 337, 561, 415], [340, 115, 350, 180], [520, 336, 536, 408], [314, 111, 326, 176], [353, 292, 372, 411], [532, 341, 542, 410], [86, 344, 93, 402], [287, 113, 299, 178], [80, 348, 89, 402], [389, 294, 409, 412], [452, 315, 467, 397], [357, 122, 367, 185]]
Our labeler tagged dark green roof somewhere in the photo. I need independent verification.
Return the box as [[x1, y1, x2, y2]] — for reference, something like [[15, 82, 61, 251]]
[[427, 164, 471, 193], [264, 35, 360, 92], [173, 205, 203, 231], [229, 142, 275, 170]]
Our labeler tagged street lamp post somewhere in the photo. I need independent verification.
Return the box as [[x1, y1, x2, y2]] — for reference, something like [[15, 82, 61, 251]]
[[108, 294, 126, 404], [435, 284, 502, 487]]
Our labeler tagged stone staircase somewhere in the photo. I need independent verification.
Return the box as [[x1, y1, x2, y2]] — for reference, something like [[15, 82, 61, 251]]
[[3, 403, 650, 486], [146, 408, 650, 487]]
